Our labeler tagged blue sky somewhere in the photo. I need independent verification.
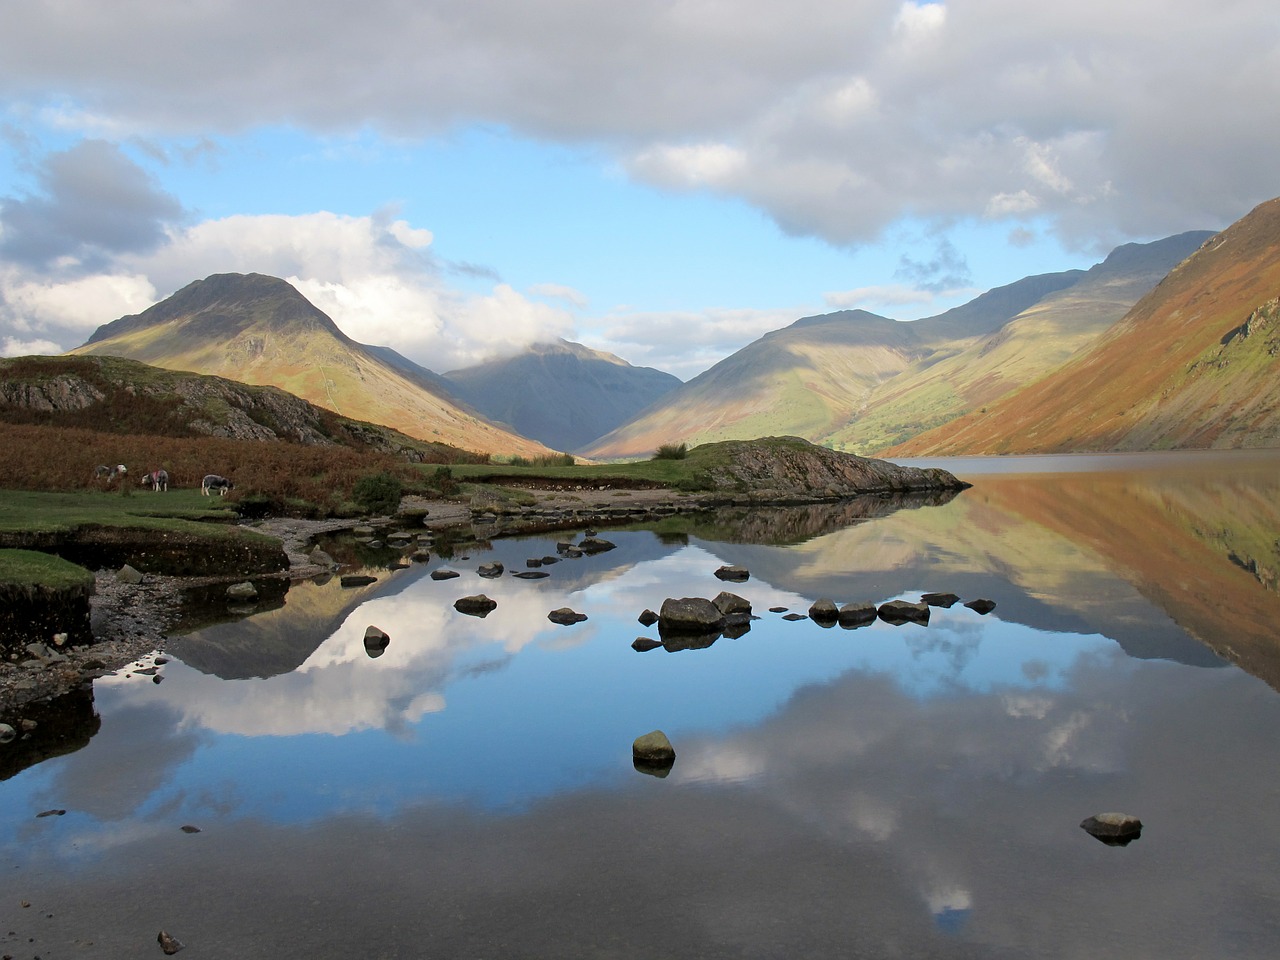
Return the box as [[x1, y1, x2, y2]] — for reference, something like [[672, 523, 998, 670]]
[[2, 1, 1277, 378]]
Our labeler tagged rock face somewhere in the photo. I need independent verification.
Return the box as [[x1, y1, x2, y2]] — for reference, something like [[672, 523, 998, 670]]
[[691, 437, 970, 501]]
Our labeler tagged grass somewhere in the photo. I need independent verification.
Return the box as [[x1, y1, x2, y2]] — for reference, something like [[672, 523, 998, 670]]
[[0, 488, 241, 537], [0, 548, 96, 590]]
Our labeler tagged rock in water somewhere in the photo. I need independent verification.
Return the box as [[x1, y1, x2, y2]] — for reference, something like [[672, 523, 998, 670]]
[[477, 561, 504, 578], [430, 569, 460, 581], [633, 730, 676, 762], [809, 598, 839, 625], [578, 537, 616, 554], [921, 592, 960, 607], [454, 595, 497, 617], [965, 598, 997, 615], [226, 581, 258, 601], [837, 602, 877, 628], [340, 575, 378, 587], [658, 597, 726, 634], [878, 600, 931, 625], [638, 609, 659, 626], [363, 625, 391, 657], [714, 565, 750, 582], [548, 607, 588, 625], [632, 637, 662, 652], [1081, 812, 1143, 845], [158, 930, 185, 954]]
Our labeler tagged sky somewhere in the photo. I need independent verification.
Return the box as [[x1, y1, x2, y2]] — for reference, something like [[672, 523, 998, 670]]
[[1, 2, 1277, 380]]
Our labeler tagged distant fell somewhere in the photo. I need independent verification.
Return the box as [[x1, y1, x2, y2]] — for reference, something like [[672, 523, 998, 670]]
[[71, 273, 552, 457], [889, 202, 1280, 454], [443, 339, 681, 452], [583, 233, 1207, 459]]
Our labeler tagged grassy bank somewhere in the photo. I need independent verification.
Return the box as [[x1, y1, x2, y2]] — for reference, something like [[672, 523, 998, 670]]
[[0, 548, 95, 591], [0, 488, 240, 537]]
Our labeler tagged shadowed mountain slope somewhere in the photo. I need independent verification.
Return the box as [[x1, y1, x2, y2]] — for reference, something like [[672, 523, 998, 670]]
[[70, 273, 552, 458], [890, 200, 1280, 454], [443, 339, 681, 452]]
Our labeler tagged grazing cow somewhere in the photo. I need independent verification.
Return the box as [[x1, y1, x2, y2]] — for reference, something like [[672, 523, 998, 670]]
[[141, 468, 169, 492], [201, 474, 234, 497]]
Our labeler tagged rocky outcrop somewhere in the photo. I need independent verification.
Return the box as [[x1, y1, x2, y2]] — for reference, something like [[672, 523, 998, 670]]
[[696, 437, 969, 501]]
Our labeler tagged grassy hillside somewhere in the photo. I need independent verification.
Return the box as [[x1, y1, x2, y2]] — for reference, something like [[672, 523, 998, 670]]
[[891, 201, 1280, 454]]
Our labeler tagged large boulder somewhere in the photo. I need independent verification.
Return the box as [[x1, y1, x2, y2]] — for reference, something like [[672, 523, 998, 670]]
[[809, 598, 839, 626], [712, 592, 752, 618], [838, 602, 878, 628], [658, 597, 726, 634]]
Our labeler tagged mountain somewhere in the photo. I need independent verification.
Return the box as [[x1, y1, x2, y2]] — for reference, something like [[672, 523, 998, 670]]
[[70, 273, 552, 457], [583, 232, 1208, 459], [442, 339, 681, 452], [890, 200, 1280, 454]]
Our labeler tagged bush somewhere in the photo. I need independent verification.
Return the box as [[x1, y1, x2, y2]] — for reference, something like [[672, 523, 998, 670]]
[[352, 471, 404, 515], [653, 442, 689, 461]]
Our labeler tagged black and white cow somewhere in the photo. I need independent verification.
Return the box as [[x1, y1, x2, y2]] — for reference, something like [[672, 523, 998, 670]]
[[140, 469, 169, 492], [201, 474, 234, 497]]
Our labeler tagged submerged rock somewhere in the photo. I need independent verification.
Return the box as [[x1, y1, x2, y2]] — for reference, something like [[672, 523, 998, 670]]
[[965, 598, 997, 615], [638, 609, 659, 627], [578, 537, 616, 555], [340, 574, 378, 588], [1081, 812, 1143, 845], [714, 565, 750, 582], [477, 561, 504, 579], [513, 570, 550, 579], [430, 569, 460, 581], [632, 637, 662, 652]]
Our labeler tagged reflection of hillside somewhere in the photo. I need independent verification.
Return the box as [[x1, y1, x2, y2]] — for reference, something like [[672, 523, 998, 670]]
[[692, 488, 1224, 669], [981, 461, 1280, 689], [629, 490, 964, 546], [167, 568, 403, 679], [0, 686, 99, 781]]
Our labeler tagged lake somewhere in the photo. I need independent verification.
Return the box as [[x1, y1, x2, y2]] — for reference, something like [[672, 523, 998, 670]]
[[4, 450, 1280, 959]]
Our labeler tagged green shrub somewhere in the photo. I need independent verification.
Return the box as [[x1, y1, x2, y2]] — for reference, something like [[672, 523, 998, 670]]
[[353, 471, 404, 515], [653, 442, 689, 461], [425, 465, 460, 497]]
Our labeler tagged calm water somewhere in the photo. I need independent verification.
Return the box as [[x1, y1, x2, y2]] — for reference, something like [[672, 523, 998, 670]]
[[4, 451, 1280, 959]]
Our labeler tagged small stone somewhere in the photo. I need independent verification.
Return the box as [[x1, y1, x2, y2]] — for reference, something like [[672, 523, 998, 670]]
[[808, 598, 839, 624], [340, 574, 378, 587], [837, 602, 878, 628], [921, 592, 961, 607], [158, 930, 185, 954], [1080, 812, 1143, 845], [526, 557, 543, 568], [632, 729, 676, 762], [152, 675, 164, 684], [638, 609, 659, 627], [782, 613, 808, 621], [180, 825, 201, 834], [965, 598, 997, 615], [477, 562, 505, 578], [117, 564, 144, 584], [454, 595, 497, 617], [308, 547, 336, 568], [52, 632, 68, 647], [714, 565, 750, 582], [878, 600, 931, 625], [548, 607, 588, 625], [712, 592, 752, 617], [363, 625, 391, 657], [632, 637, 662, 652], [36, 809, 66, 818], [226, 581, 258, 601], [769, 606, 788, 613], [430, 569, 460, 580], [513, 570, 550, 579]]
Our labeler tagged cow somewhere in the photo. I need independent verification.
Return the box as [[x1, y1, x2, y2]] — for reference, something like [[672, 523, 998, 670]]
[[94, 464, 127, 483], [201, 474, 234, 497], [140, 469, 169, 492]]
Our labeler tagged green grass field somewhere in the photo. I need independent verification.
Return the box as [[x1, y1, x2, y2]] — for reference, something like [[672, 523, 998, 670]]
[[0, 488, 241, 537]]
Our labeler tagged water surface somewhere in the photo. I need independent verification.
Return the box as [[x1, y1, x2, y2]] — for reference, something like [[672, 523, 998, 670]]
[[3, 451, 1280, 958]]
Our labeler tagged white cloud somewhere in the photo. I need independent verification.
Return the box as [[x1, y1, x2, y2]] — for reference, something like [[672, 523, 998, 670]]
[[3, 335, 64, 357], [823, 285, 936, 311]]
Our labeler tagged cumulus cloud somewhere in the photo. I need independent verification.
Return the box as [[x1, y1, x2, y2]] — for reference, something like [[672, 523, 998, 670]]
[[894, 237, 973, 293], [0, 146, 578, 368], [2, 1, 1275, 251]]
